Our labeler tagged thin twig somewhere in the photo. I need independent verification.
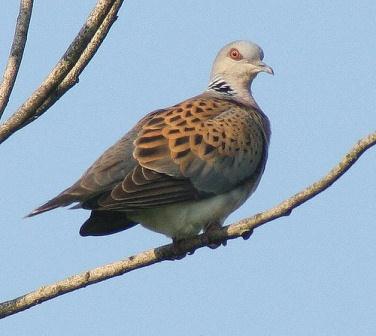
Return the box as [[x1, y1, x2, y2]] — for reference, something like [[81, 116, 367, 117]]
[[1, 131, 375, 319], [20, 0, 123, 129], [0, 0, 124, 144], [0, 0, 34, 119]]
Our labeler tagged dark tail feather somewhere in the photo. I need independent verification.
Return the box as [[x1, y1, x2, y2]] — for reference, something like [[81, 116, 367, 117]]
[[26, 193, 77, 218], [80, 210, 138, 236]]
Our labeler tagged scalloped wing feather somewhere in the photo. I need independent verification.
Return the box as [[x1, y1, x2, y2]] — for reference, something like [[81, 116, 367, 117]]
[[133, 94, 269, 195]]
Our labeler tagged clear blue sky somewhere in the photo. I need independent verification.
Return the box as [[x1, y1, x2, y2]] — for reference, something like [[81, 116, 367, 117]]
[[1, 1, 375, 335]]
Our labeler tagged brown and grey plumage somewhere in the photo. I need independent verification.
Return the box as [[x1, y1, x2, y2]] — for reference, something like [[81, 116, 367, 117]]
[[28, 40, 273, 240]]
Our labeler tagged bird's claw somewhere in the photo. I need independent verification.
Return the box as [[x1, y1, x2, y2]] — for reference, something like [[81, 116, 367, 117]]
[[167, 239, 189, 260], [207, 239, 227, 249], [241, 229, 253, 240]]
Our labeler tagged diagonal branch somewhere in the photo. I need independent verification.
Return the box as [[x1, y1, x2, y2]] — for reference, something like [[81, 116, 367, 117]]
[[0, 0, 34, 119], [1, 131, 375, 319], [0, 0, 124, 144]]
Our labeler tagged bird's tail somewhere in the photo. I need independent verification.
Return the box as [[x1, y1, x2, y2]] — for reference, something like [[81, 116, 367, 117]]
[[26, 192, 77, 218], [79, 210, 138, 236]]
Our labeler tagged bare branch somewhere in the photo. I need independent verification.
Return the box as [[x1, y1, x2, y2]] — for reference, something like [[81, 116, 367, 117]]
[[0, 0, 33, 119], [1, 131, 375, 319], [0, 0, 124, 144]]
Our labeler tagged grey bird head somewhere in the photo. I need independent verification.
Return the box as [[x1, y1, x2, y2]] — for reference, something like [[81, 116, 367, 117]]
[[208, 40, 273, 102]]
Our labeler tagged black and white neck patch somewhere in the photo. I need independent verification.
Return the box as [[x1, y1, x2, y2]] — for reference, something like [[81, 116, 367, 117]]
[[207, 77, 236, 96]]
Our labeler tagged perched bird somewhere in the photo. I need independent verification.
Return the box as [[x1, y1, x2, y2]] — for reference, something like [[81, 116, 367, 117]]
[[28, 40, 273, 242]]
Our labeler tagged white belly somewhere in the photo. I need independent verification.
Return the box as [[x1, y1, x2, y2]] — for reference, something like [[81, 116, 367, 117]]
[[129, 182, 254, 239]]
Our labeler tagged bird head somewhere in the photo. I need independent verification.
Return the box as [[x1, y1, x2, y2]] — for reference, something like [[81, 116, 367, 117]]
[[211, 40, 273, 80], [208, 41, 273, 103]]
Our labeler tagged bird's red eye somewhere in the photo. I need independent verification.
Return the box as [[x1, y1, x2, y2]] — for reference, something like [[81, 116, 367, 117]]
[[228, 48, 243, 60]]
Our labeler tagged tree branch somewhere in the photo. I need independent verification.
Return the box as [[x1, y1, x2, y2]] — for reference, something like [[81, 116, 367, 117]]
[[0, 0, 33, 119], [1, 131, 375, 319], [0, 0, 124, 144]]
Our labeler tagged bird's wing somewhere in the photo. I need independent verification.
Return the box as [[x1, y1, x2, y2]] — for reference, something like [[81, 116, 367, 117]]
[[91, 94, 269, 211], [28, 94, 269, 215]]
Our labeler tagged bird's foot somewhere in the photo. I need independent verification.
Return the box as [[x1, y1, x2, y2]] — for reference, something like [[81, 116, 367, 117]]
[[168, 238, 190, 260], [204, 221, 227, 249]]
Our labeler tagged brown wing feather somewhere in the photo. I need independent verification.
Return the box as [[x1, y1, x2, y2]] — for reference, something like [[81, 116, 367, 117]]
[[87, 166, 202, 211], [134, 94, 269, 194]]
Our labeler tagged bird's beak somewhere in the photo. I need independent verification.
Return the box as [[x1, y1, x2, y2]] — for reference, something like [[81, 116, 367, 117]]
[[257, 61, 274, 75]]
